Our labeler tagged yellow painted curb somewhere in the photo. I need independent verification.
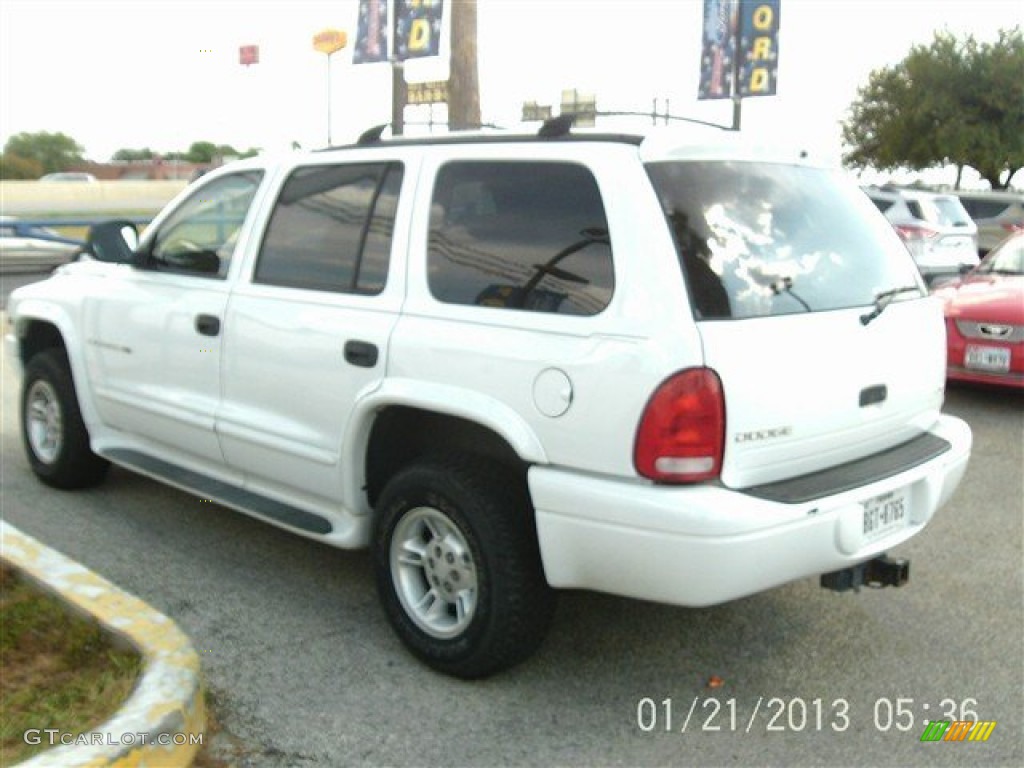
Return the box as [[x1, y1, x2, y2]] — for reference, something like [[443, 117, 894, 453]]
[[1, 521, 205, 767]]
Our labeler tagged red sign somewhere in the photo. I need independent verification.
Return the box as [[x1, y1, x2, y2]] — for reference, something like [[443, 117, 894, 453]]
[[239, 45, 259, 66]]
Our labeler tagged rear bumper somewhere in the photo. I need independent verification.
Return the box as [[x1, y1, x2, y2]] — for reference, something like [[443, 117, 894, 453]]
[[530, 414, 971, 607]]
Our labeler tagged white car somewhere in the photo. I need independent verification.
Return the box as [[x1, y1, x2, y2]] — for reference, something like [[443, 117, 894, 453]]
[[864, 187, 979, 284], [6, 123, 972, 677]]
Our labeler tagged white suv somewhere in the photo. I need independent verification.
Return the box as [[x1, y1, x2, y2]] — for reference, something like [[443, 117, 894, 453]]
[[6, 123, 972, 677], [954, 189, 1024, 255], [864, 186, 979, 284]]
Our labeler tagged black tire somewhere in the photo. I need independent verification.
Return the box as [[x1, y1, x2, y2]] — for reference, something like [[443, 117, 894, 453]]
[[21, 348, 110, 489], [373, 455, 555, 678]]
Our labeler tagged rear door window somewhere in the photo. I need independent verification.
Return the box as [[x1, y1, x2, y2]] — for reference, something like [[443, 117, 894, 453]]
[[646, 161, 922, 319], [254, 162, 402, 294]]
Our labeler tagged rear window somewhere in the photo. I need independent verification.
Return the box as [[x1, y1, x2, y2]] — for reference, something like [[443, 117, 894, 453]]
[[931, 197, 972, 227], [960, 198, 1012, 219], [646, 161, 922, 319]]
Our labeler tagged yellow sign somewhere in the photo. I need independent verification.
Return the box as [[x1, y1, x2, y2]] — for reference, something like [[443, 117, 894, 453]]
[[407, 80, 450, 105], [313, 29, 347, 55]]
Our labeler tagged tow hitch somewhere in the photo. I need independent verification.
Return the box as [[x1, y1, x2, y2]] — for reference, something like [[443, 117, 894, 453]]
[[820, 555, 909, 592]]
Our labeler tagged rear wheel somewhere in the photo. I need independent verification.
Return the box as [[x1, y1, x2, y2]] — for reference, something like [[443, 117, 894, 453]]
[[21, 349, 109, 489], [373, 456, 555, 678]]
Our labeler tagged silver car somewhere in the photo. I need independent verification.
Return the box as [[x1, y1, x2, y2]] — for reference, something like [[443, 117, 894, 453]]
[[864, 187, 979, 284], [0, 216, 82, 273], [953, 190, 1024, 255]]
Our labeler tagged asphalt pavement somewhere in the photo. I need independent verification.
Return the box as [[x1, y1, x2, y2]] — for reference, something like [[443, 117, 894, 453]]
[[1, 326, 1021, 767]]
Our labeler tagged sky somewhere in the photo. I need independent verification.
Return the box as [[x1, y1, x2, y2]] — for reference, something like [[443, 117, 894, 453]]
[[1, 0, 1021, 188]]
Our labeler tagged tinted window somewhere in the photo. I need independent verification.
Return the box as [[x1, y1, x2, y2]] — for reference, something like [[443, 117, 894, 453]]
[[906, 200, 927, 222], [962, 199, 1010, 219], [151, 171, 263, 278], [646, 161, 923, 319], [428, 161, 613, 316], [255, 163, 402, 294]]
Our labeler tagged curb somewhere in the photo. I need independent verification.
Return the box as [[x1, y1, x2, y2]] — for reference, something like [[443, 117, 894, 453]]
[[1, 521, 205, 767]]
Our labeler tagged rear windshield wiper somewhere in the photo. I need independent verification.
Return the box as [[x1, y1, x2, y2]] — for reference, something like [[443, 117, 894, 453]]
[[860, 285, 922, 326]]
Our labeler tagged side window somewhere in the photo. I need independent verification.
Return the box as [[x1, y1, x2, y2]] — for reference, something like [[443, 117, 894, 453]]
[[428, 161, 614, 316], [254, 162, 403, 294], [150, 171, 263, 278]]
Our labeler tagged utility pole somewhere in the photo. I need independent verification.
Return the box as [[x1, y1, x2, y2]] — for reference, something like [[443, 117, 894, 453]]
[[731, 36, 742, 131], [391, 62, 407, 136], [448, 0, 480, 130]]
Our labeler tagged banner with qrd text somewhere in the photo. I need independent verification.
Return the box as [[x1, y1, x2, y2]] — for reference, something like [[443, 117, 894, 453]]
[[395, 0, 445, 61], [738, 0, 780, 96]]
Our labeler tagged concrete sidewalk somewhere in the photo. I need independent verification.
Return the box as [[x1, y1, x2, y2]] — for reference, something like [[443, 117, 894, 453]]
[[1, 521, 205, 767]]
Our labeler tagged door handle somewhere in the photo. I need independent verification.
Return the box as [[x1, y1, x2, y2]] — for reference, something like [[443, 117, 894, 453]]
[[344, 340, 378, 368], [195, 314, 221, 336]]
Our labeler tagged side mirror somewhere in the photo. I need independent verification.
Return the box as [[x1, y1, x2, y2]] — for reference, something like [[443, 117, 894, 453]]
[[86, 220, 139, 263]]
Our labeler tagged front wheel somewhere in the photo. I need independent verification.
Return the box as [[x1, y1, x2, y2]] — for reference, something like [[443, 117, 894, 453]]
[[21, 348, 109, 489], [373, 456, 555, 678]]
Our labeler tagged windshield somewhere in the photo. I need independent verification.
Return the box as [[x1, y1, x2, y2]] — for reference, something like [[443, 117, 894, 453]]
[[645, 161, 923, 319], [976, 235, 1024, 275]]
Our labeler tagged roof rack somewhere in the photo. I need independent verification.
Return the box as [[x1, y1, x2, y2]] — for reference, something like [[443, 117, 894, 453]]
[[357, 124, 389, 145], [537, 114, 575, 138], [331, 122, 644, 151]]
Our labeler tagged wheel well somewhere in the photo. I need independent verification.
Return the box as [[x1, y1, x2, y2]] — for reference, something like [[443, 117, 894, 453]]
[[18, 320, 66, 365], [365, 407, 529, 508]]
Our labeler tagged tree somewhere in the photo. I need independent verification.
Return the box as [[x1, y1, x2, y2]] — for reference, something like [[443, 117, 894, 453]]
[[0, 152, 43, 179], [842, 29, 1024, 190], [112, 147, 157, 162], [3, 131, 86, 175], [181, 141, 258, 163]]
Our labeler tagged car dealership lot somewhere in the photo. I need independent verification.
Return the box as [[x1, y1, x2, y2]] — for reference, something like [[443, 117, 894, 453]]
[[1, 336, 1021, 767]]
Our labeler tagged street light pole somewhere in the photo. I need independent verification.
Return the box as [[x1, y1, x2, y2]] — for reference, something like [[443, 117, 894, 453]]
[[327, 52, 334, 146], [313, 28, 348, 148]]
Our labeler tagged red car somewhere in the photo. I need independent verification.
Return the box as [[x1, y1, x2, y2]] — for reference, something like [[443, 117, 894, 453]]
[[935, 232, 1024, 389]]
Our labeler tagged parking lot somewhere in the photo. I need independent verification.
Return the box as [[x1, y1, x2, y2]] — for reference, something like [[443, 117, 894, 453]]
[[1, 307, 1021, 767]]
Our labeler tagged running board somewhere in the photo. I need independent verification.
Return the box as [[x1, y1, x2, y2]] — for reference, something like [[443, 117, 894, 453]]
[[103, 448, 333, 535]]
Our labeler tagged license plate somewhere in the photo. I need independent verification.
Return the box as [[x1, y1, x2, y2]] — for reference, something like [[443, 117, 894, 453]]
[[863, 489, 908, 541], [965, 345, 1011, 373]]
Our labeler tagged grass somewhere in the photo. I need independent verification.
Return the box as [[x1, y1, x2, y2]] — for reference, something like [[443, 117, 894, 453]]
[[0, 563, 142, 765], [0, 563, 242, 766]]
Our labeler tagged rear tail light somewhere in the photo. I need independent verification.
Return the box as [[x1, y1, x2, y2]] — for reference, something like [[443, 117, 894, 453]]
[[634, 368, 725, 483], [1002, 221, 1024, 233], [894, 224, 940, 241]]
